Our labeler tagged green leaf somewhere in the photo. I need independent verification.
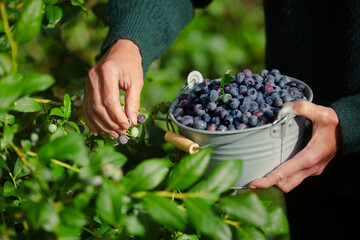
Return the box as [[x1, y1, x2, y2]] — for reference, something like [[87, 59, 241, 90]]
[[23, 200, 59, 231], [0, 53, 11, 76], [49, 107, 65, 118], [167, 148, 212, 191], [21, 139, 31, 152], [0, 73, 23, 112], [14, 158, 31, 179], [0, 156, 9, 172], [21, 74, 55, 95], [14, 0, 44, 43], [235, 225, 267, 240], [190, 159, 242, 196], [70, 0, 88, 12], [141, 195, 188, 231], [63, 93, 71, 120], [123, 158, 172, 192], [125, 214, 146, 237], [45, 5, 63, 28], [96, 180, 124, 226], [90, 145, 127, 173], [67, 121, 80, 133], [10, 97, 41, 112], [220, 72, 236, 89], [184, 198, 232, 240], [38, 133, 88, 166], [3, 181, 17, 197], [60, 207, 86, 227], [219, 193, 268, 228], [1, 124, 17, 150], [261, 207, 289, 235], [0, 113, 15, 124], [45, 0, 59, 4]]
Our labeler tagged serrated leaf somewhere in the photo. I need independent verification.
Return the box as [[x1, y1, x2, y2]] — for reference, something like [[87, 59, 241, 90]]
[[45, 5, 62, 28], [123, 158, 172, 192], [261, 207, 289, 235], [219, 193, 268, 228], [184, 198, 232, 240], [190, 159, 242, 196], [167, 148, 212, 191], [49, 107, 65, 118], [63, 93, 71, 120], [14, 0, 44, 43], [141, 195, 188, 231], [10, 97, 41, 112], [21, 74, 55, 95]]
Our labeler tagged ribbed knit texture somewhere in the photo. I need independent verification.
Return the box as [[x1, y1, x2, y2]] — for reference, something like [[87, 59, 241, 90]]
[[263, 0, 360, 156], [100, 0, 195, 74]]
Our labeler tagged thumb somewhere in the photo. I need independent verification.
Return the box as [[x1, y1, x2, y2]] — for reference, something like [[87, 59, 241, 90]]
[[283, 101, 319, 122]]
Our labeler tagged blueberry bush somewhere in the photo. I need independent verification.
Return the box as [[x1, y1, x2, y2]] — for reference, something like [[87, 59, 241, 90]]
[[0, 0, 289, 239]]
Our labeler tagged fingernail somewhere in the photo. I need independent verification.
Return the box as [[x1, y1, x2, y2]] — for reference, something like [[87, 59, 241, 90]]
[[132, 112, 138, 125], [249, 185, 257, 189]]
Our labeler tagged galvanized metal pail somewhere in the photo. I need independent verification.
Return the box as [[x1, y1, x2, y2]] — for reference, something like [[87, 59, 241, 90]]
[[168, 75, 313, 189]]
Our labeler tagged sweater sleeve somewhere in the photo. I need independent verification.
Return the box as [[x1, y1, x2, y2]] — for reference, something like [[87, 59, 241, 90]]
[[99, 0, 196, 74], [330, 94, 360, 156]]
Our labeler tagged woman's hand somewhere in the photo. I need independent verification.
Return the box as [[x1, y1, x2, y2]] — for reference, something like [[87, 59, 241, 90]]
[[82, 39, 143, 138], [248, 101, 341, 192]]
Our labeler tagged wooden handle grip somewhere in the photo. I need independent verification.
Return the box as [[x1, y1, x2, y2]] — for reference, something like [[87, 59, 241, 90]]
[[164, 131, 199, 154]]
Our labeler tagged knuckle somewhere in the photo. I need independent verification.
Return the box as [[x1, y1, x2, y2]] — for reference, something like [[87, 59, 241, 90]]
[[88, 67, 98, 79], [93, 104, 104, 114], [100, 60, 118, 74], [103, 98, 118, 108]]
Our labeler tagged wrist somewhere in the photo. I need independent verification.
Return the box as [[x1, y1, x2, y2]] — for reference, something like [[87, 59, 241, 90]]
[[110, 39, 141, 60]]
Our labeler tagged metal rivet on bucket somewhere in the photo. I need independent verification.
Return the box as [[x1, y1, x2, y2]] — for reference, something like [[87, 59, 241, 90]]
[[165, 72, 313, 189]]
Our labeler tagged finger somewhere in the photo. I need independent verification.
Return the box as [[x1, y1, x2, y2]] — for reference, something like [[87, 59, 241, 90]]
[[125, 78, 143, 125], [88, 68, 124, 134], [101, 63, 130, 130], [86, 107, 119, 138], [82, 101, 99, 135], [284, 101, 323, 123]]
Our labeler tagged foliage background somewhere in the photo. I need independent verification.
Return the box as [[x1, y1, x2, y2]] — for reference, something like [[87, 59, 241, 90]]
[[0, 0, 290, 239]]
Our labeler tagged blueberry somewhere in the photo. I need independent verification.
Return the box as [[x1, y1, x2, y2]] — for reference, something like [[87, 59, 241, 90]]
[[240, 103, 250, 113], [243, 68, 253, 77], [260, 69, 269, 78], [178, 99, 190, 108], [207, 123, 216, 131], [249, 101, 259, 112], [202, 113, 212, 123], [193, 119, 207, 130], [259, 103, 271, 112], [282, 94, 293, 103], [265, 96, 273, 105], [223, 115, 234, 126], [236, 72, 245, 83], [216, 125, 227, 131], [297, 83, 305, 92], [228, 124, 236, 131], [193, 104, 206, 116], [181, 115, 194, 127], [263, 84, 274, 94], [229, 98, 240, 110], [118, 134, 129, 145], [288, 87, 300, 97], [247, 87, 258, 100], [78, 125, 85, 133], [209, 90, 219, 101], [264, 109, 275, 119], [244, 77, 255, 86], [231, 109, 242, 118], [208, 101, 217, 112], [248, 115, 258, 127], [229, 87, 239, 97], [48, 124, 57, 134], [273, 98, 284, 107], [239, 114, 249, 124], [264, 75, 275, 84], [173, 108, 184, 118], [212, 116, 221, 126], [252, 109, 264, 118], [236, 123, 247, 130], [270, 69, 281, 76], [238, 85, 248, 95]]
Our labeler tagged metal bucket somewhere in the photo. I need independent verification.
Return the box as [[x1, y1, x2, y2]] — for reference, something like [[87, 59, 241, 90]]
[[168, 76, 313, 189]]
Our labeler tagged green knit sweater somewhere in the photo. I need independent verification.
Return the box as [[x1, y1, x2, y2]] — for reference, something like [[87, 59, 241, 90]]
[[100, 0, 360, 158]]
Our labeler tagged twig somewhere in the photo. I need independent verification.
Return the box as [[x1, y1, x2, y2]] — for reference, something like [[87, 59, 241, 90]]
[[50, 159, 81, 173], [0, 2, 17, 72]]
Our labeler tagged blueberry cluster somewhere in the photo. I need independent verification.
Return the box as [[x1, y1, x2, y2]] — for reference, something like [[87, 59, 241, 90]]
[[118, 114, 147, 144], [172, 69, 308, 131]]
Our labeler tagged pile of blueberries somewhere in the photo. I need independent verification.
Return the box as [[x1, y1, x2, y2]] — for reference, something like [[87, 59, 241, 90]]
[[172, 69, 308, 131]]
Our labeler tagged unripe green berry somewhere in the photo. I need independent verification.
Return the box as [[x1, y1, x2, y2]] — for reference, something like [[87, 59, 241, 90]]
[[48, 124, 57, 133], [130, 127, 139, 138]]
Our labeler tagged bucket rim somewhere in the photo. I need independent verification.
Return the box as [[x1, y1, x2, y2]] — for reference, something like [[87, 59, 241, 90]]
[[168, 76, 313, 135]]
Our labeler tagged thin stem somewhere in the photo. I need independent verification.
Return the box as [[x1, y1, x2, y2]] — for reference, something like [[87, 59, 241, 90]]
[[33, 98, 82, 109], [223, 218, 241, 227], [50, 159, 81, 173], [133, 190, 218, 201], [0, 2, 18, 72], [10, 142, 49, 191], [81, 226, 101, 240]]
